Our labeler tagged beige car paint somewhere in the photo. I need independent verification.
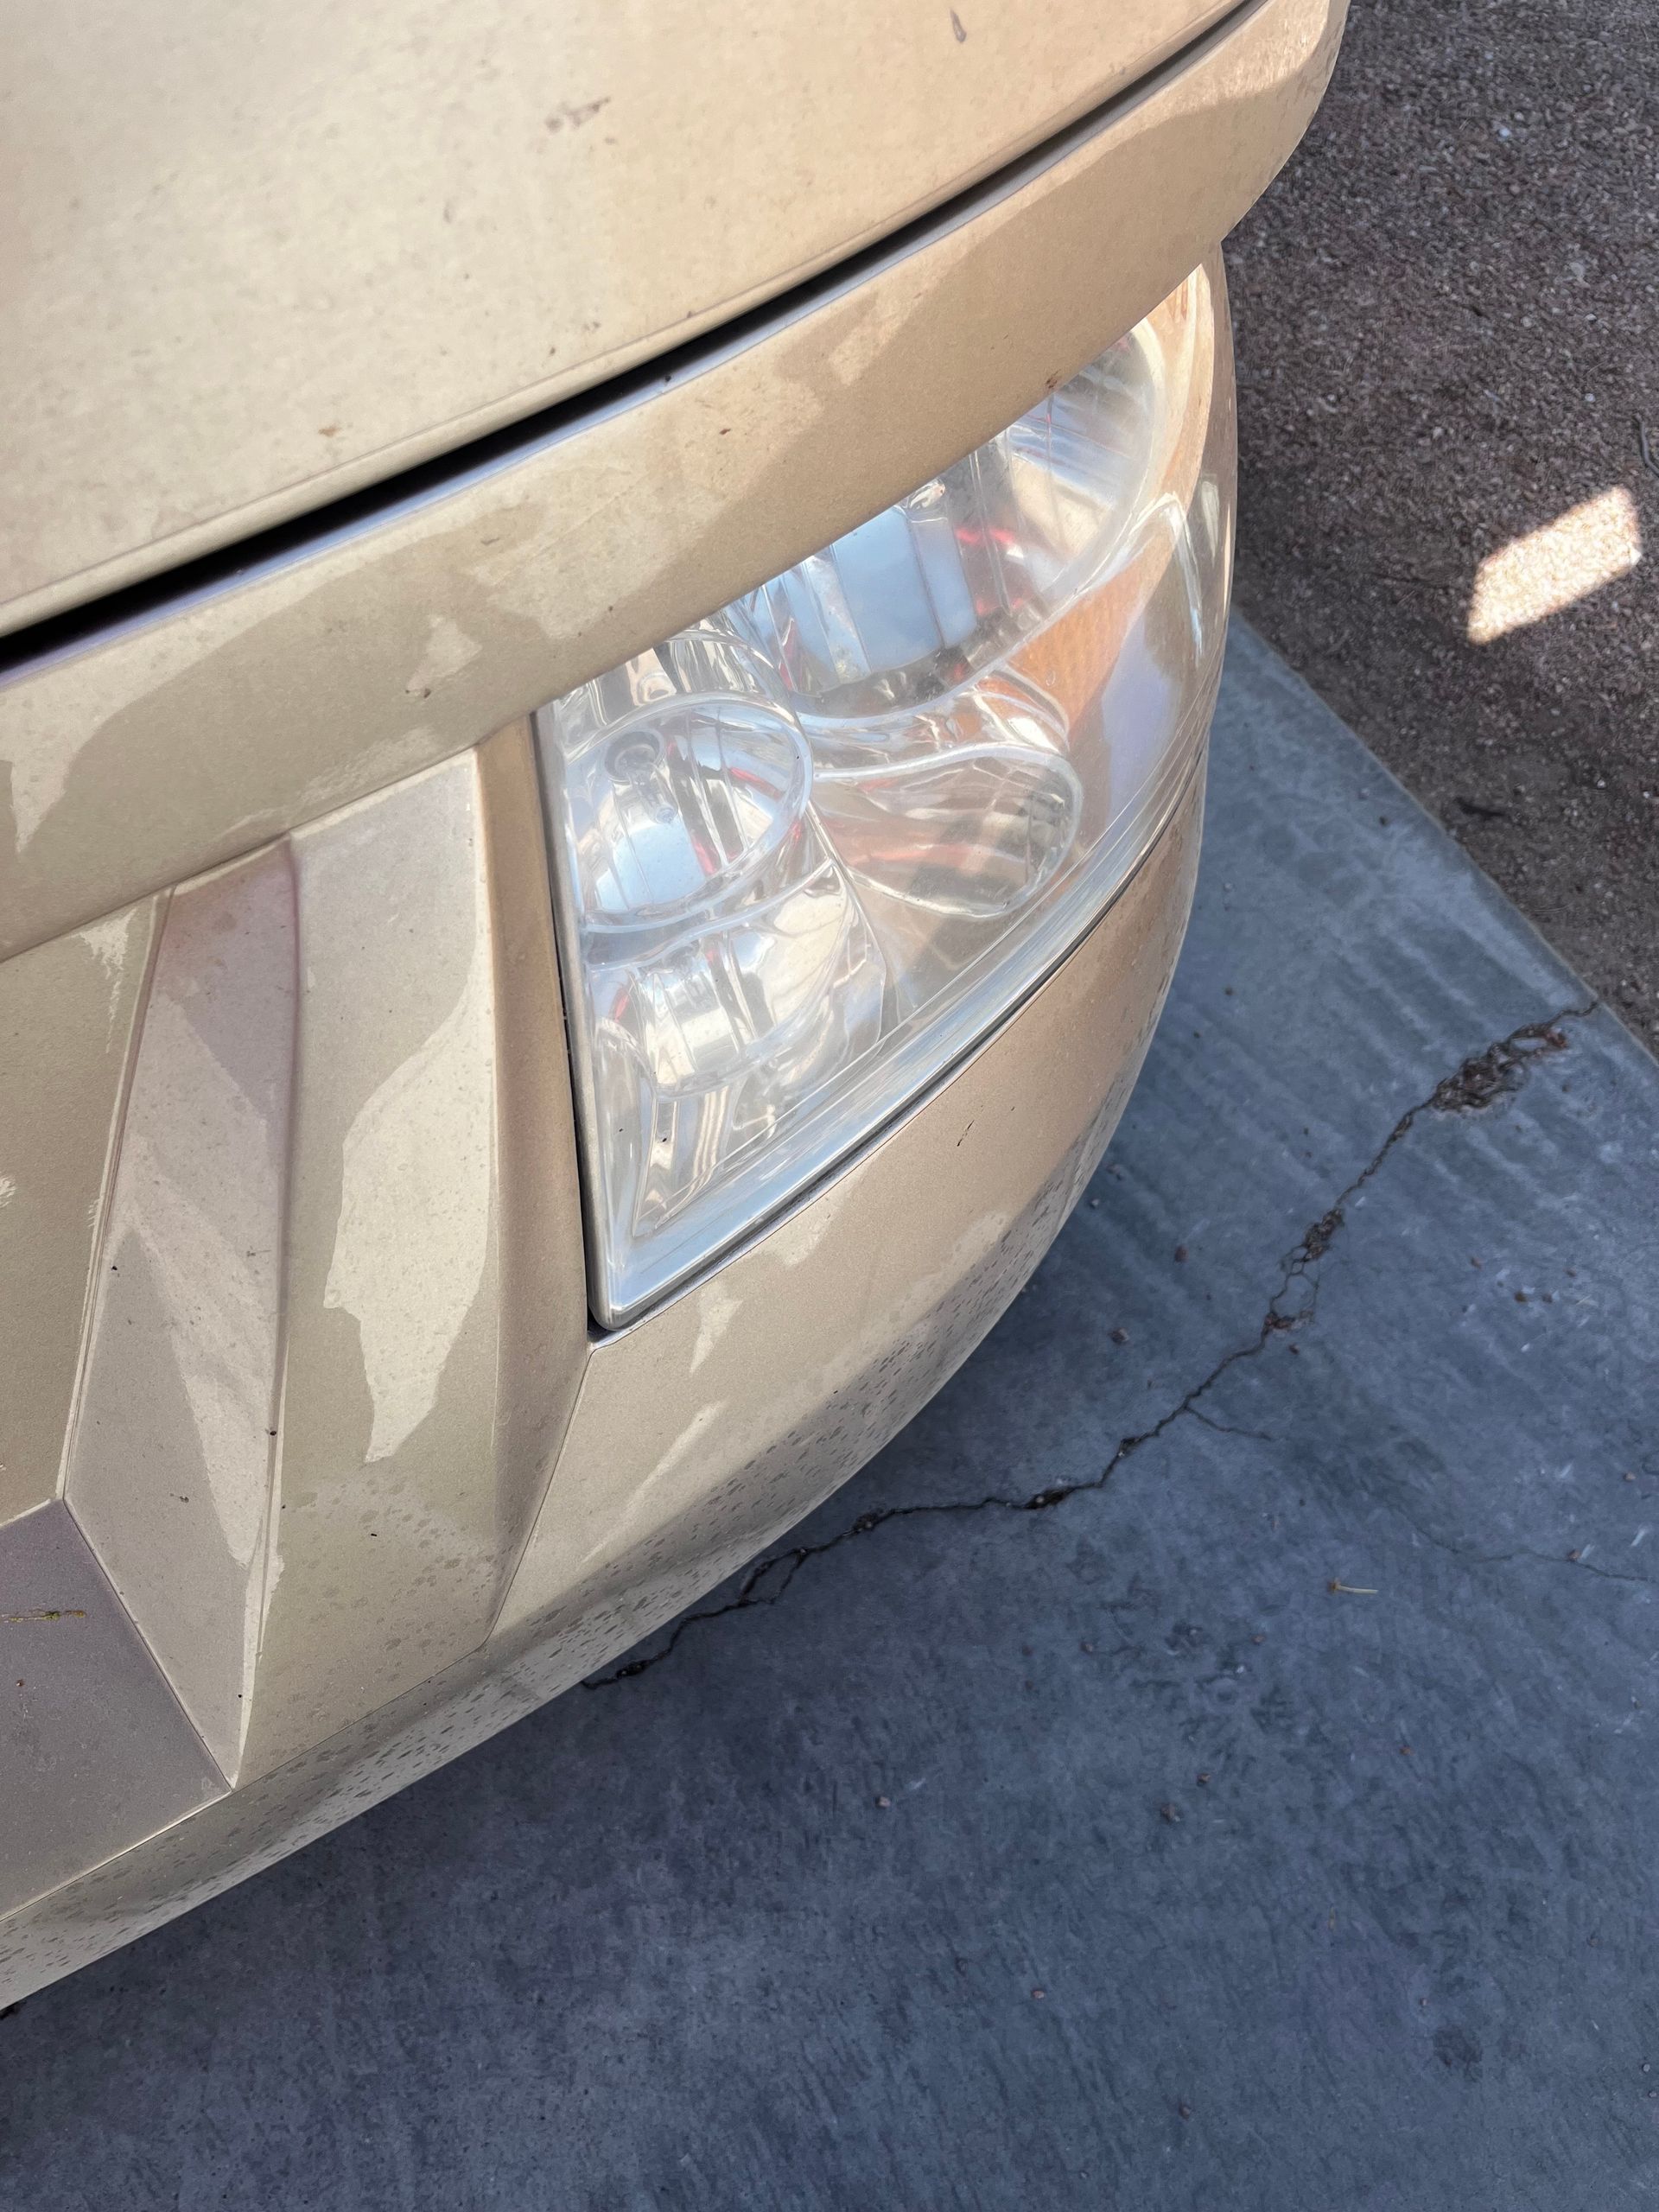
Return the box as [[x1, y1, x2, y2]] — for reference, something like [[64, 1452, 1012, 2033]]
[[1, 0, 1241, 633], [0, 900, 161, 1526], [0, 267, 1227, 1980], [0, 0, 1342, 967], [63, 847, 297, 1777], [1, 761, 1203, 2005], [0, 0, 1340, 2005], [0, 1501, 226, 1922], [237, 728, 588, 1783], [27, 726, 589, 1794]]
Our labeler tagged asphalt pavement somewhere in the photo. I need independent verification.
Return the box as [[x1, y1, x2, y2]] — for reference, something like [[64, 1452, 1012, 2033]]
[[2, 625, 1655, 2209], [1229, 0, 1659, 1047]]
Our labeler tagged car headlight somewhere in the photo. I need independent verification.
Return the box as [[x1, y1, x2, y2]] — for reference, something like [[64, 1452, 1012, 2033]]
[[536, 264, 1232, 1324]]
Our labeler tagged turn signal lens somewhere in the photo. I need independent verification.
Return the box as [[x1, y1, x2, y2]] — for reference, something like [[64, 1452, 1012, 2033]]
[[537, 264, 1233, 1324]]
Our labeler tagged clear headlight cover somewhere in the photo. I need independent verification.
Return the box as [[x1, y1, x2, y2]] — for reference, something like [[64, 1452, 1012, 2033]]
[[537, 264, 1233, 1324]]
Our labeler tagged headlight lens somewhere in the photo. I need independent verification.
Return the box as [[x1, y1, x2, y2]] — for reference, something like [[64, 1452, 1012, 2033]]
[[537, 264, 1233, 1324]]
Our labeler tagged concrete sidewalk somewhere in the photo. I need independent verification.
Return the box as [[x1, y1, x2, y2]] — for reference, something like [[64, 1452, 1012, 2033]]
[[3, 626, 1656, 2209]]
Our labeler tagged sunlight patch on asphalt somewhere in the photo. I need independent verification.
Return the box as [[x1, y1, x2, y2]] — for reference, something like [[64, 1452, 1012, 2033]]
[[1468, 486, 1642, 644]]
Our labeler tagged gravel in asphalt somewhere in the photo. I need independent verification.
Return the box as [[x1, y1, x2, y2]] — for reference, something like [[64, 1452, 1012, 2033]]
[[3, 626, 1655, 2209], [1229, 0, 1659, 1046]]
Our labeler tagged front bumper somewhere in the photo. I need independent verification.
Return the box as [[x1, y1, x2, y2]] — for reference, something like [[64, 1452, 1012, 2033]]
[[0, 0, 1339, 2005], [1, 761, 1202, 2005]]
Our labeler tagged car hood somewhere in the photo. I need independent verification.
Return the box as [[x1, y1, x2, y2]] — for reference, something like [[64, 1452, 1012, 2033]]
[[0, 0, 1234, 636]]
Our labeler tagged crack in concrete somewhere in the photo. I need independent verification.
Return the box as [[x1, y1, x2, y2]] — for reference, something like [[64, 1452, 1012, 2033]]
[[1258, 1004, 1596, 1341], [1189, 1406, 1279, 1443], [1379, 1487, 1657, 1591], [586, 1002, 1601, 1688], [1492, 1550, 1654, 1588]]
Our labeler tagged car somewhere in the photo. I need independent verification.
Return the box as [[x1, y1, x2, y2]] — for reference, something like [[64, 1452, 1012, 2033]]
[[0, 0, 1344, 2004]]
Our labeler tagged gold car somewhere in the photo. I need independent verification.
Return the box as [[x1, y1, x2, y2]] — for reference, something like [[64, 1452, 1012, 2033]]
[[0, 0, 1344, 2001]]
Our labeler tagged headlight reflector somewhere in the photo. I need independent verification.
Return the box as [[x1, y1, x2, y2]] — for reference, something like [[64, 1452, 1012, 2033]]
[[537, 264, 1232, 1324]]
